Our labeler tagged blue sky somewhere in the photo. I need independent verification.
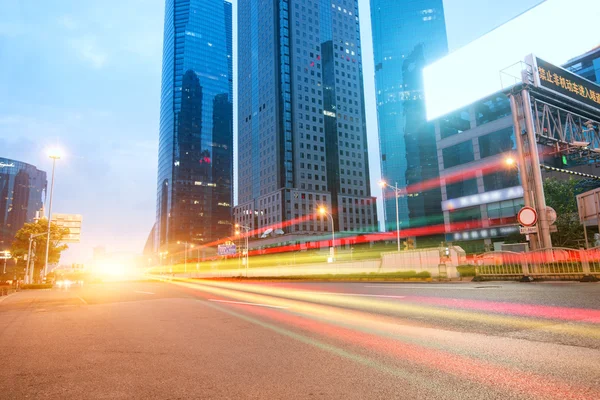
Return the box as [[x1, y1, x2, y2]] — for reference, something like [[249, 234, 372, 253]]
[[0, 0, 542, 263]]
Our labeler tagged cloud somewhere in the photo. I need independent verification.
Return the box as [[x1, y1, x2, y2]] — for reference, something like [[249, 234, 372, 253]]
[[70, 36, 108, 69], [57, 15, 78, 31]]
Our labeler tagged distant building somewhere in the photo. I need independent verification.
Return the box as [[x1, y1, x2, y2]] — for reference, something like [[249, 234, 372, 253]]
[[433, 49, 600, 253], [0, 157, 47, 249], [564, 46, 600, 84], [434, 92, 523, 253], [234, 0, 378, 240], [155, 0, 233, 253], [370, 0, 449, 232]]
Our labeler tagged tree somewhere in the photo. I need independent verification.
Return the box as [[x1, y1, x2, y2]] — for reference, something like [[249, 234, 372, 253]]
[[11, 219, 69, 278], [543, 177, 584, 248]]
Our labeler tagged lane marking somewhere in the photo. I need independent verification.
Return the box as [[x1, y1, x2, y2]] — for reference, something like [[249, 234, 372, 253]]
[[319, 292, 406, 299], [134, 291, 155, 295], [363, 285, 488, 290], [0, 293, 17, 303], [76, 295, 87, 305], [208, 299, 289, 309]]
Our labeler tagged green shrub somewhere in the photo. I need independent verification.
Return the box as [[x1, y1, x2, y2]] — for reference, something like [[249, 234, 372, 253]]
[[21, 284, 53, 290]]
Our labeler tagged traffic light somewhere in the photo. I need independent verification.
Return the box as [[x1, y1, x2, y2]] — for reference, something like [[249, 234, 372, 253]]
[[562, 155, 568, 166]]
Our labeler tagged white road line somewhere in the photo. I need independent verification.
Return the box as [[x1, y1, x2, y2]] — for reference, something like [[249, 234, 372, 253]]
[[208, 299, 289, 309], [0, 293, 17, 303], [76, 295, 88, 305], [318, 292, 406, 299], [134, 291, 155, 295], [364, 285, 474, 290]]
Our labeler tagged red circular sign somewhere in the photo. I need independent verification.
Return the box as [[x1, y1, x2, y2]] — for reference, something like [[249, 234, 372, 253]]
[[517, 206, 537, 227]]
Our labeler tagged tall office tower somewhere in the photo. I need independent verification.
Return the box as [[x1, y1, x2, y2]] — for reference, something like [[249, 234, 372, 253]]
[[0, 158, 47, 249], [155, 0, 233, 252], [234, 0, 378, 238], [370, 1, 448, 232]]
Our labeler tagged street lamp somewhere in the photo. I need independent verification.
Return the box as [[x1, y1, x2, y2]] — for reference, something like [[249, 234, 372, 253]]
[[44, 147, 61, 278], [159, 251, 168, 274], [26, 232, 48, 284], [379, 180, 402, 252], [318, 206, 335, 261], [177, 241, 192, 273], [504, 156, 516, 167], [235, 224, 250, 277]]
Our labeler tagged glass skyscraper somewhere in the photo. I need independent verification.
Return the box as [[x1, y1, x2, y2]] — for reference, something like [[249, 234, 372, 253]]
[[156, 0, 233, 252], [370, 0, 448, 232], [0, 158, 47, 249], [234, 0, 377, 238]]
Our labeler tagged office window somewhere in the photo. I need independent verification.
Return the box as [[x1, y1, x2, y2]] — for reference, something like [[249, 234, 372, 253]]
[[442, 141, 474, 168], [478, 127, 515, 159]]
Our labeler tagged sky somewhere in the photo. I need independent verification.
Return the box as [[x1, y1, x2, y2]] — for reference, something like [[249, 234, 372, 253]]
[[0, 0, 543, 264]]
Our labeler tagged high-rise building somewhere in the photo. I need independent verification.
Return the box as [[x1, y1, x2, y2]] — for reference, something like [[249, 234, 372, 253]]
[[155, 0, 233, 252], [0, 158, 47, 249], [234, 0, 377, 238], [370, 0, 448, 232]]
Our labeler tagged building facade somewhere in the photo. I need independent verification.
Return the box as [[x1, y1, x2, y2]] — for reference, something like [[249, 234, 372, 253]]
[[0, 158, 47, 249], [434, 93, 523, 253], [370, 0, 448, 232], [234, 0, 377, 238], [155, 0, 233, 251], [434, 50, 600, 253], [564, 46, 600, 84]]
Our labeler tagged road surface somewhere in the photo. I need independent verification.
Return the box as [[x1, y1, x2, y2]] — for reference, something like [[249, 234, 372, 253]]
[[1, 279, 599, 399]]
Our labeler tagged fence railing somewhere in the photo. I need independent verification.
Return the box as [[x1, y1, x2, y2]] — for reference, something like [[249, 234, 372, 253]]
[[475, 247, 600, 279]]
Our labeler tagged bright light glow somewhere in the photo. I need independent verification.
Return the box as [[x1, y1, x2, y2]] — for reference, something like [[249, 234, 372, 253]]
[[100, 262, 126, 276], [235, 230, 240, 235], [424, 0, 600, 120], [318, 207, 327, 215], [47, 147, 62, 159], [505, 157, 516, 166], [379, 180, 386, 188]]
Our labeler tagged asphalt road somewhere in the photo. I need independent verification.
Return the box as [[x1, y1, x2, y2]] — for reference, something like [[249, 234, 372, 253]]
[[1, 279, 599, 399]]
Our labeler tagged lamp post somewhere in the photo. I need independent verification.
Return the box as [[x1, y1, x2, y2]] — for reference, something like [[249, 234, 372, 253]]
[[26, 232, 48, 284], [159, 251, 168, 274], [318, 207, 335, 261], [177, 241, 192, 273], [379, 180, 402, 252], [235, 224, 250, 277], [44, 148, 61, 278]]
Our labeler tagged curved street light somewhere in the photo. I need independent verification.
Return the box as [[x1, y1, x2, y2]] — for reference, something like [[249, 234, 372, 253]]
[[379, 180, 402, 252], [44, 147, 62, 278], [235, 224, 250, 277], [318, 206, 335, 261]]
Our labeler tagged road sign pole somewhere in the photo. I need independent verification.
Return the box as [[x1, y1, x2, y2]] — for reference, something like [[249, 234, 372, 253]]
[[509, 93, 537, 250], [522, 89, 552, 249]]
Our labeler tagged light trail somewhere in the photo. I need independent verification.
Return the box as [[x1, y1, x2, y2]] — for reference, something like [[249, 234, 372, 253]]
[[160, 277, 600, 399]]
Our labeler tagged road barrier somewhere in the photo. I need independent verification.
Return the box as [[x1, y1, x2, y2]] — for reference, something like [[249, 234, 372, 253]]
[[475, 247, 600, 281]]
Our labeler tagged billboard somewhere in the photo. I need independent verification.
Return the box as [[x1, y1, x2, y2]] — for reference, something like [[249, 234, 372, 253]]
[[52, 213, 82, 243], [217, 243, 237, 256], [533, 56, 600, 112], [424, 0, 600, 121]]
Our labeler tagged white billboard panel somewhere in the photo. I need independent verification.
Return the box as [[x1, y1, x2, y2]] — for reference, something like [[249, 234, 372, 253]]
[[424, 0, 600, 121]]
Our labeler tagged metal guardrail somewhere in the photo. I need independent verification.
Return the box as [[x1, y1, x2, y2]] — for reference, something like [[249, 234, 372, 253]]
[[475, 248, 600, 280]]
